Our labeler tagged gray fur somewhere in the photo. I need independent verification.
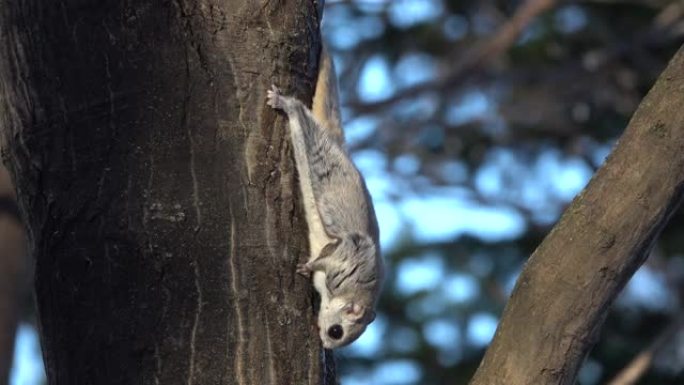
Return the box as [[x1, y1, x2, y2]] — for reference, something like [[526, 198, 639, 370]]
[[266, 80, 383, 349]]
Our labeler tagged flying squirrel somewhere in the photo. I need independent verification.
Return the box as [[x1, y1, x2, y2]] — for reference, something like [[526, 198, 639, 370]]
[[266, 46, 384, 349]]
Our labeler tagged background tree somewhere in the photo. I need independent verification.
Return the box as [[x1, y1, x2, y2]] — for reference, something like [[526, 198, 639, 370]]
[[0, 1, 334, 384], [0, 165, 27, 384]]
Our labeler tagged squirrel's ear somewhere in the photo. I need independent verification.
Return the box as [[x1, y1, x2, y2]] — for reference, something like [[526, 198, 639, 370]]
[[318, 237, 341, 259], [343, 302, 367, 322]]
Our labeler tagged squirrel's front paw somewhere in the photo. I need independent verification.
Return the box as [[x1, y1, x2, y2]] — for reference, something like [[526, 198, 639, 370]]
[[266, 84, 284, 110], [296, 263, 313, 278]]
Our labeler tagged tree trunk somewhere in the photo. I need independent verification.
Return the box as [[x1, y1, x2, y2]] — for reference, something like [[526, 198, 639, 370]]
[[470, 45, 684, 385], [0, 1, 334, 384], [0, 165, 27, 384]]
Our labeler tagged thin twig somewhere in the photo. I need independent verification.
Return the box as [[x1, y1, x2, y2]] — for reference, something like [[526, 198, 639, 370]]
[[606, 313, 684, 385], [348, 0, 558, 113]]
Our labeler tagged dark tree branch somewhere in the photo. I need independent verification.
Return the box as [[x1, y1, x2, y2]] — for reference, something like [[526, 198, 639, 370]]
[[469, 44, 684, 385]]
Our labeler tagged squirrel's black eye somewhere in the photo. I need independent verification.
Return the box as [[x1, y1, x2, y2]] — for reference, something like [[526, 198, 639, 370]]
[[327, 325, 343, 340]]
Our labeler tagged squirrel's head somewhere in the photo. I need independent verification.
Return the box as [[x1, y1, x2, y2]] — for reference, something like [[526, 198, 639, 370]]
[[313, 233, 381, 349], [317, 296, 376, 349]]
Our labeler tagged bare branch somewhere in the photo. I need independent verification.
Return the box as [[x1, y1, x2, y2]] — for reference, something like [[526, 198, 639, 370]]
[[349, 0, 558, 113], [469, 44, 684, 385], [606, 313, 684, 385]]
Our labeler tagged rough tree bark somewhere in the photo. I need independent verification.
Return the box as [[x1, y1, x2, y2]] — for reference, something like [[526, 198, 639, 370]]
[[0, 1, 334, 384], [0, 165, 27, 384], [470, 45, 684, 385]]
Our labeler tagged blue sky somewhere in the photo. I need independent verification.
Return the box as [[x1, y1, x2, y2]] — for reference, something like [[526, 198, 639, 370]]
[[11, 325, 44, 385]]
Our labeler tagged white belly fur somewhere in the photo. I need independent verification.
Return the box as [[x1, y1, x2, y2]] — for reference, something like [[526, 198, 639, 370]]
[[302, 175, 332, 307], [312, 271, 330, 307], [300, 173, 332, 261]]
